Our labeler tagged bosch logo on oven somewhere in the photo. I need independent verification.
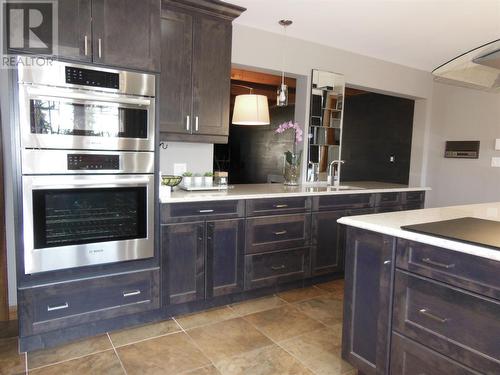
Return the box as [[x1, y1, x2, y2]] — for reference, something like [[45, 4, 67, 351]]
[[89, 249, 104, 255]]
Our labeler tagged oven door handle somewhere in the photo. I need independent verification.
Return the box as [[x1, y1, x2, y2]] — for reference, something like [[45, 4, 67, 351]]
[[26, 86, 152, 106], [28, 176, 152, 189]]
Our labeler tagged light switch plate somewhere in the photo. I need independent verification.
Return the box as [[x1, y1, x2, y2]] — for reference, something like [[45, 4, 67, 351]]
[[491, 157, 500, 168], [173, 163, 187, 175], [495, 139, 500, 150]]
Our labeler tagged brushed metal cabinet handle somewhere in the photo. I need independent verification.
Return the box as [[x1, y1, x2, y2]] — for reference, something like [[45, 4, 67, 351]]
[[98, 38, 102, 58], [271, 265, 286, 271], [274, 230, 287, 235], [274, 204, 289, 208], [199, 209, 214, 213], [419, 308, 448, 323], [84, 35, 88, 56], [47, 302, 69, 312], [195, 116, 199, 132], [123, 290, 141, 297], [421, 257, 455, 269], [186, 115, 190, 131]]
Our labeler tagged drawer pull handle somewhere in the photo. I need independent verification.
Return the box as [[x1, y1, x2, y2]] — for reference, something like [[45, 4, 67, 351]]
[[47, 302, 69, 312], [274, 204, 289, 208], [271, 265, 286, 271], [274, 230, 288, 235], [199, 209, 214, 213], [123, 290, 141, 297], [421, 258, 455, 269], [383, 260, 391, 265], [419, 308, 448, 323]]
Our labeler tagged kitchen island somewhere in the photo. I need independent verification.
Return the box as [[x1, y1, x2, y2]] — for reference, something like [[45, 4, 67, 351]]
[[338, 202, 500, 375]]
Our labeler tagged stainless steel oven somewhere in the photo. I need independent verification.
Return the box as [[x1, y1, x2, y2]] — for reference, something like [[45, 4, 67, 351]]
[[17, 59, 155, 151], [18, 59, 157, 274]]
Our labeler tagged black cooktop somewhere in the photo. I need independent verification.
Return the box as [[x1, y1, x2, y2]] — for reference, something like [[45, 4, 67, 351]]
[[401, 217, 500, 250]]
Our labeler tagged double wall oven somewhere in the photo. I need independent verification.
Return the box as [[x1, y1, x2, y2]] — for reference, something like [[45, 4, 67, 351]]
[[18, 60, 156, 274]]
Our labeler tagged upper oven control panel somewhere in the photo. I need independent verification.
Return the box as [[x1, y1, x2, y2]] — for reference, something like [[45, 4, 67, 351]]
[[65, 66, 119, 89], [68, 154, 120, 170]]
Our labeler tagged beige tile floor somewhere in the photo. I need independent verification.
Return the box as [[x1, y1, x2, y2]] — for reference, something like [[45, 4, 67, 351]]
[[1, 279, 356, 375]]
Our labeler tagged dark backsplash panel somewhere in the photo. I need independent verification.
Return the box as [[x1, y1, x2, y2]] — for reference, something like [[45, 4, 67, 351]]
[[340, 92, 415, 184], [215, 105, 295, 184]]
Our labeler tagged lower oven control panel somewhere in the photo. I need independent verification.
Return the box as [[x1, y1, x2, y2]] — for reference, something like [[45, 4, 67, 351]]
[[67, 154, 120, 170]]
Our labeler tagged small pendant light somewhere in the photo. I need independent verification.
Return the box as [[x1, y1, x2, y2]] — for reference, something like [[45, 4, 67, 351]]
[[277, 19, 292, 107]]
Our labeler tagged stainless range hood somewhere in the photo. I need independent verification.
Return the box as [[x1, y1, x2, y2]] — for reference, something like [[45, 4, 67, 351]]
[[432, 39, 500, 93]]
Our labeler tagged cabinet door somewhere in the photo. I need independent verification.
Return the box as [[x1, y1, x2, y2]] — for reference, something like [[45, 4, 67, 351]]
[[56, 0, 92, 62], [92, 0, 160, 71], [159, 8, 194, 135], [191, 15, 232, 136], [311, 210, 346, 276], [206, 219, 244, 298], [162, 223, 205, 305], [342, 228, 395, 375]]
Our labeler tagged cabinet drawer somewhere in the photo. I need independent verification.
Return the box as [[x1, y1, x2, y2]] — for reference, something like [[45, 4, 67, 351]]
[[244, 247, 310, 290], [390, 332, 479, 375], [393, 270, 500, 374], [374, 192, 402, 207], [403, 191, 425, 204], [313, 193, 374, 211], [397, 239, 500, 300], [161, 200, 244, 223], [375, 205, 403, 213], [246, 197, 311, 216], [245, 214, 311, 254], [19, 269, 160, 336]]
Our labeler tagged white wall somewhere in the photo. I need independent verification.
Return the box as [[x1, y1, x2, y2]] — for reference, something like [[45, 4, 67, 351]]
[[425, 83, 500, 207], [231, 25, 434, 186], [159, 142, 213, 176]]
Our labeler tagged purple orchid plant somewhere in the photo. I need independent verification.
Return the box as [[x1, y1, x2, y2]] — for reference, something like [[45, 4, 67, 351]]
[[275, 121, 303, 165]]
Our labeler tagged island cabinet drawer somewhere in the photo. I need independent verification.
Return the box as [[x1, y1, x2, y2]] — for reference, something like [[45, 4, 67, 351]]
[[403, 191, 425, 204], [244, 247, 310, 290], [397, 239, 500, 300], [313, 193, 374, 211], [374, 192, 402, 207], [161, 200, 244, 223], [390, 332, 479, 375], [246, 197, 311, 216], [245, 214, 311, 254], [19, 269, 160, 336], [393, 270, 500, 374]]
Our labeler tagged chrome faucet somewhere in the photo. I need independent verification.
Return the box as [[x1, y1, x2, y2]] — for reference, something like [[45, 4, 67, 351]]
[[328, 160, 345, 187]]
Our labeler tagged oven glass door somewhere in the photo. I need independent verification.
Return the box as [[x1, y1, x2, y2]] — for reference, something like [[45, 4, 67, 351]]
[[23, 175, 154, 274], [32, 187, 147, 249], [19, 86, 155, 151]]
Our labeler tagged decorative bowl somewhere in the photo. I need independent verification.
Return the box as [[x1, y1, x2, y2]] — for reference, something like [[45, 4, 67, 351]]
[[161, 175, 183, 187]]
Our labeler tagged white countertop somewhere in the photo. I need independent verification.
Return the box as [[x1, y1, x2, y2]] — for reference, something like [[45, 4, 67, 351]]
[[160, 181, 430, 203], [338, 202, 500, 262]]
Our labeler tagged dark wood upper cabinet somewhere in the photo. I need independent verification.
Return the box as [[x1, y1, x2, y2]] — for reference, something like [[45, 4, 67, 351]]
[[159, 0, 245, 143], [54, 0, 160, 71], [160, 9, 194, 134], [342, 228, 395, 375], [92, 0, 160, 72], [56, 0, 92, 62], [206, 219, 244, 298], [162, 222, 205, 305], [191, 15, 232, 137]]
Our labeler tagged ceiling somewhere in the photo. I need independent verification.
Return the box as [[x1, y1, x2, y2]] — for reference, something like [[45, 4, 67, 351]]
[[229, 0, 500, 72]]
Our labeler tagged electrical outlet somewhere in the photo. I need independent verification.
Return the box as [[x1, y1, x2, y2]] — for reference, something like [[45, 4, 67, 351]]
[[173, 163, 187, 175], [495, 139, 500, 151], [491, 157, 500, 168]]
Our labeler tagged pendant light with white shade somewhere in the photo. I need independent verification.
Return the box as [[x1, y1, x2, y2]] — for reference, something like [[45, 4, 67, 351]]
[[232, 85, 270, 126], [277, 19, 292, 107]]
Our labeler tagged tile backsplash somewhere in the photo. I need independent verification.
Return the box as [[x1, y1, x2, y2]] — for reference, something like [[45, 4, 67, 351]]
[[159, 141, 214, 176]]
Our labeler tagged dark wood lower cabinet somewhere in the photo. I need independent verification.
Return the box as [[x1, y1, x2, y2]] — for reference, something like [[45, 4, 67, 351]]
[[162, 222, 205, 305], [342, 228, 395, 375], [206, 219, 244, 298]]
